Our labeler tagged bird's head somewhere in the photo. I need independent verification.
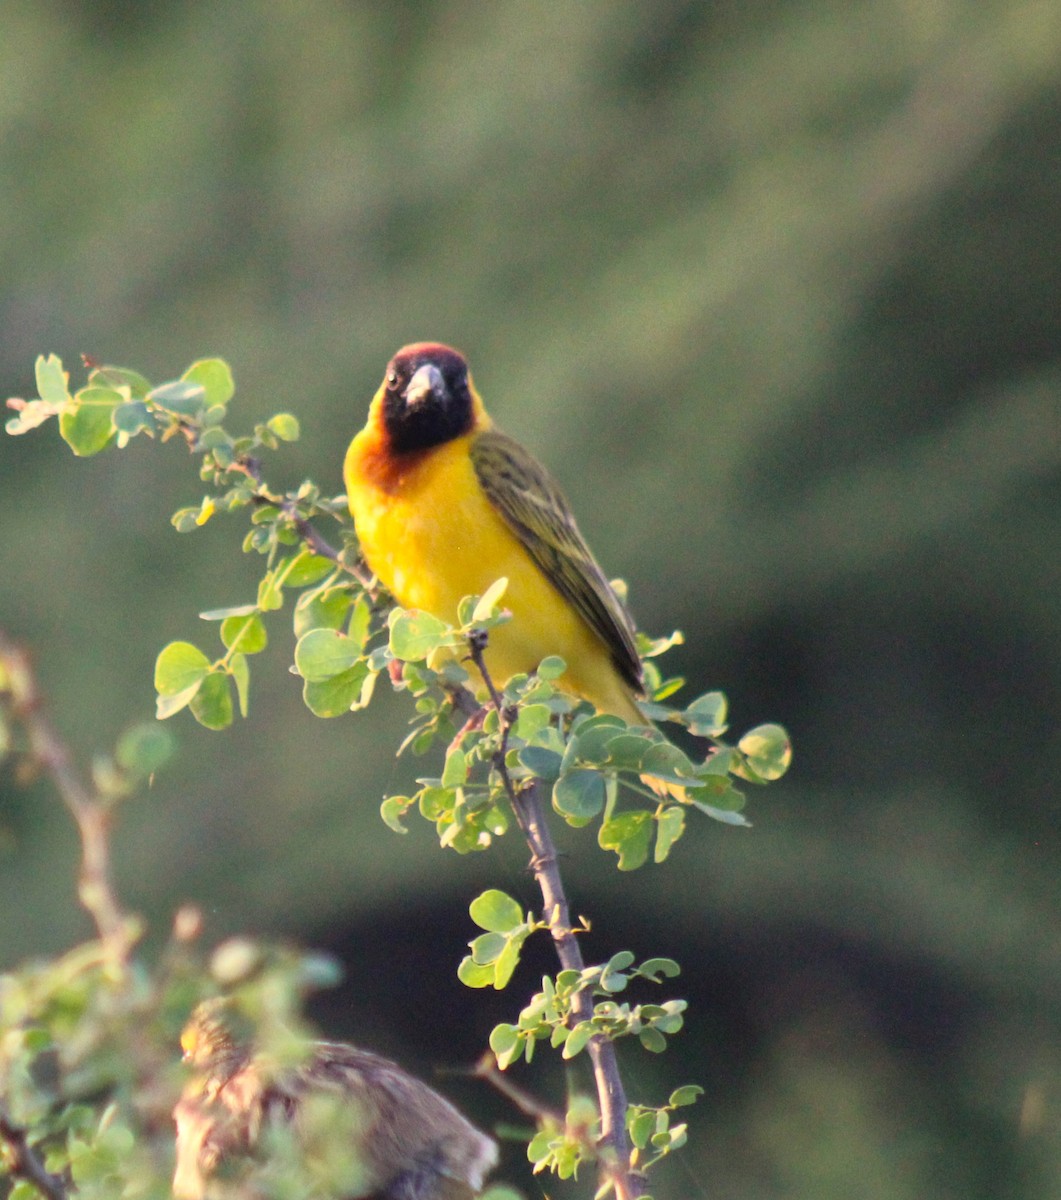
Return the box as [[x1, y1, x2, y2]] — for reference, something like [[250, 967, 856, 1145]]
[[377, 343, 487, 453]]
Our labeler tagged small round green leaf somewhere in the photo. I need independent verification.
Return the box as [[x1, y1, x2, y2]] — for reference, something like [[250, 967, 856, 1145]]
[[35, 353, 70, 405], [526, 1130, 553, 1165], [492, 933, 526, 989], [640, 741, 699, 785], [388, 609, 450, 660], [568, 714, 625, 761], [552, 768, 606, 826], [458, 957, 497, 989], [639, 1027, 668, 1053], [683, 690, 728, 736], [738, 723, 793, 780], [638, 957, 681, 981], [190, 671, 234, 730], [562, 1021, 594, 1060], [112, 399, 153, 435], [469, 931, 507, 964], [380, 795, 412, 834], [606, 950, 636, 973], [88, 364, 151, 398], [471, 577, 508, 623], [602, 732, 652, 771], [469, 889, 523, 933], [294, 587, 352, 636], [517, 745, 562, 782], [302, 663, 371, 717], [654, 805, 686, 863], [283, 551, 333, 588], [628, 1109, 656, 1149], [295, 628, 361, 681], [441, 747, 468, 788], [489, 1023, 521, 1068], [183, 358, 234, 407], [59, 387, 120, 456], [115, 724, 174, 778], [155, 641, 211, 695], [171, 507, 201, 533], [536, 655, 567, 680], [147, 379, 207, 416], [266, 412, 300, 441], [221, 612, 267, 654], [514, 702, 551, 741], [598, 810, 653, 870]]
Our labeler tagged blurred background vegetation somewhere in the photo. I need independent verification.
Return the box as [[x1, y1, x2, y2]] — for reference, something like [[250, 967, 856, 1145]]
[[1, 1, 1059, 1196]]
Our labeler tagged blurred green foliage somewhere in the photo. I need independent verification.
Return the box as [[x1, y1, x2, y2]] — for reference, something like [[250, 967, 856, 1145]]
[[1, 2, 1059, 1197]]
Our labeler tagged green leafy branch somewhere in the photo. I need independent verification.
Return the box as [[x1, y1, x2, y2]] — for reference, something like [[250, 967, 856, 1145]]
[[484, 951, 685, 1066], [6, 353, 793, 1199], [625, 1086, 704, 1175]]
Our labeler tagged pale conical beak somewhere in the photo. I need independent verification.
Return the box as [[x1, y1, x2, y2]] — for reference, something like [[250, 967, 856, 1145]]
[[404, 363, 444, 406]]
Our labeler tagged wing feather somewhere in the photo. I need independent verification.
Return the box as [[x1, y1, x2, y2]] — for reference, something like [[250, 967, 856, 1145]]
[[471, 429, 643, 692]]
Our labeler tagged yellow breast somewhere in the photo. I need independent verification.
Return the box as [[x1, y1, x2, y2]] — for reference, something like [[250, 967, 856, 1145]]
[[344, 430, 640, 722]]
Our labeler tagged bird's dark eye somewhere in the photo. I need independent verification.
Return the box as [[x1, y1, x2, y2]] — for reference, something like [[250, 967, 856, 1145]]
[[386, 369, 399, 388]]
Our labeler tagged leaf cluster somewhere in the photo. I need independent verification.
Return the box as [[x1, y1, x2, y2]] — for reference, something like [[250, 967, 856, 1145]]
[[5, 353, 794, 1199], [486, 948, 685, 1066]]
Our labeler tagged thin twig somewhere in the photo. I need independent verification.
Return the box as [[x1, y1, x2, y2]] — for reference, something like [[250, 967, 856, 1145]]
[[0, 1105, 67, 1200], [472, 1053, 565, 1126], [0, 633, 134, 977], [465, 634, 644, 1200], [464, 632, 533, 845], [254, 490, 377, 593], [207, 440, 377, 592]]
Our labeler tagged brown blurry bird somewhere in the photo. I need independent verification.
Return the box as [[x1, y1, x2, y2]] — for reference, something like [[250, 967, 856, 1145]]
[[173, 999, 498, 1200]]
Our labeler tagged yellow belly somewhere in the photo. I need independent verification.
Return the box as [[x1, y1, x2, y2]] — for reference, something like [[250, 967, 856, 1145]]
[[344, 432, 641, 722]]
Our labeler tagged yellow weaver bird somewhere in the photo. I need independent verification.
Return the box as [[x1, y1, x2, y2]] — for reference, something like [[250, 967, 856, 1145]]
[[344, 342, 647, 724], [173, 999, 497, 1200]]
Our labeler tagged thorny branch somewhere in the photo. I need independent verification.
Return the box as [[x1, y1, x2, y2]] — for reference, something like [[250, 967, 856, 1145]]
[[234, 454, 378, 591], [466, 633, 645, 1200]]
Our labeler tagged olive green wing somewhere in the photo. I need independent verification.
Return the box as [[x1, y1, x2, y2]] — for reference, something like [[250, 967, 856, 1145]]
[[470, 428, 643, 693]]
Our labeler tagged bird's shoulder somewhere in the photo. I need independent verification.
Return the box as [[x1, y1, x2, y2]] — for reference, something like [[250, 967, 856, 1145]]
[[469, 427, 581, 548], [470, 428, 643, 692]]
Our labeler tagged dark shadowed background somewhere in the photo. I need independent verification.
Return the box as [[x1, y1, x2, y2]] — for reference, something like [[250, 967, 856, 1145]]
[[2, 3, 1059, 1197]]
